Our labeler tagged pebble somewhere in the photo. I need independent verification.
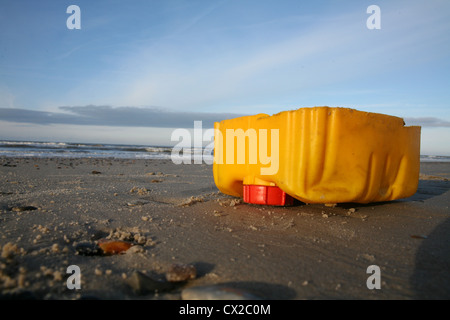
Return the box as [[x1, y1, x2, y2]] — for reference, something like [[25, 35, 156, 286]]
[[165, 264, 196, 282], [97, 239, 133, 255], [11, 206, 37, 212], [91, 171, 101, 175], [127, 200, 149, 206], [127, 271, 176, 295], [181, 285, 261, 300], [1, 242, 19, 259]]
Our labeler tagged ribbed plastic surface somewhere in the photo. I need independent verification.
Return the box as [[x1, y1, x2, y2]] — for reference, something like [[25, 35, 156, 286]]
[[213, 107, 421, 204]]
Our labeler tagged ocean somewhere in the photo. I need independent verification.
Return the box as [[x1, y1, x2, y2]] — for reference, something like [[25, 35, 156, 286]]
[[0, 140, 213, 162], [0, 140, 448, 162]]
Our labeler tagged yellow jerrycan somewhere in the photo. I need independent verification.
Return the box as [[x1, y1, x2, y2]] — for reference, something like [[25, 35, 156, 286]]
[[213, 107, 421, 205]]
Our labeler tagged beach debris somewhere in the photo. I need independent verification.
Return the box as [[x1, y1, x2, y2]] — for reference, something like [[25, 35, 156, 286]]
[[410, 234, 428, 239], [229, 199, 240, 207], [218, 198, 242, 207], [91, 170, 102, 175], [75, 239, 134, 256], [165, 263, 197, 282], [178, 196, 204, 207], [1, 242, 19, 259], [359, 253, 376, 263], [129, 186, 149, 195], [181, 285, 261, 300], [51, 244, 60, 253], [98, 239, 133, 255], [75, 242, 102, 256], [2, 163, 17, 167], [11, 206, 37, 212], [127, 271, 176, 295], [106, 228, 154, 246], [127, 199, 149, 206]]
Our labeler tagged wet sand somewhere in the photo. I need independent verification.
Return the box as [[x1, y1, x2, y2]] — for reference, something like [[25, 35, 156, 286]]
[[0, 157, 449, 299]]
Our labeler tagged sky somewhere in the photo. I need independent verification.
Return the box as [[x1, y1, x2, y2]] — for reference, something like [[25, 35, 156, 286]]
[[0, 0, 449, 155]]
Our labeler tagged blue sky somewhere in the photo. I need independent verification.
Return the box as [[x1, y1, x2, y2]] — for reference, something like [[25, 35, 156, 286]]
[[0, 0, 449, 154]]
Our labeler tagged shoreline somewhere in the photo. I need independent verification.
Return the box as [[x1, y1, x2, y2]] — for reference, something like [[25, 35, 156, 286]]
[[1, 157, 449, 299]]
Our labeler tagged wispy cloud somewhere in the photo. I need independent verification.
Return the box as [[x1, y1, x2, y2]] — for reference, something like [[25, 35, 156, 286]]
[[0, 106, 244, 128], [405, 117, 450, 128], [2, 106, 449, 128]]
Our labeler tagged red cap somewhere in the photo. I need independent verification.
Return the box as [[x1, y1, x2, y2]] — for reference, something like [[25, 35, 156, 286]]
[[243, 185, 294, 206]]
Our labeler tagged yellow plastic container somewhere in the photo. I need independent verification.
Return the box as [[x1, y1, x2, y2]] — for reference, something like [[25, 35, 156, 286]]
[[213, 107, 421, 204]]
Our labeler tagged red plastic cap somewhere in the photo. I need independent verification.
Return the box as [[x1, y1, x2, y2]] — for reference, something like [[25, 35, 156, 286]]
[[243, 185, 294, 206]]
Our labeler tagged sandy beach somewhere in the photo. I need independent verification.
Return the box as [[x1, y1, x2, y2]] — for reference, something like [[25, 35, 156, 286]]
[[0, 157, 449, 300]]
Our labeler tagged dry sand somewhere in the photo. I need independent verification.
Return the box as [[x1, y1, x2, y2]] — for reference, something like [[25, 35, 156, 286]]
[[0, 157, 449, 300]]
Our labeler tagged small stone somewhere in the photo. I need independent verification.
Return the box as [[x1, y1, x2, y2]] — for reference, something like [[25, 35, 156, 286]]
[[324, 203, 337, 208], [126, 245, 144, 254], [181, 285, 261, 300], [98, 239, 133, 255], [165, 264, 196, 282], [322, 213, 328, 218], [360, 253, 376, 262], [127, 271, 176, 295], [1, 242, 19, 259], [95, 268, 102, 276], [127, 200, 149, 207], [51, 244, 60, 253], [53, 271, 63, 281], [91, 171, 101, 175], [348, 208, 356, 214], [11, 206, 37, 212]]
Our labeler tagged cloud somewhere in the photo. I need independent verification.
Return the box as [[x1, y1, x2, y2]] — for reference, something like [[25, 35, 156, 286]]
[[404, 117, 450, 128], [0, 105, 245, 128], [2, 106, 449, 129]]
